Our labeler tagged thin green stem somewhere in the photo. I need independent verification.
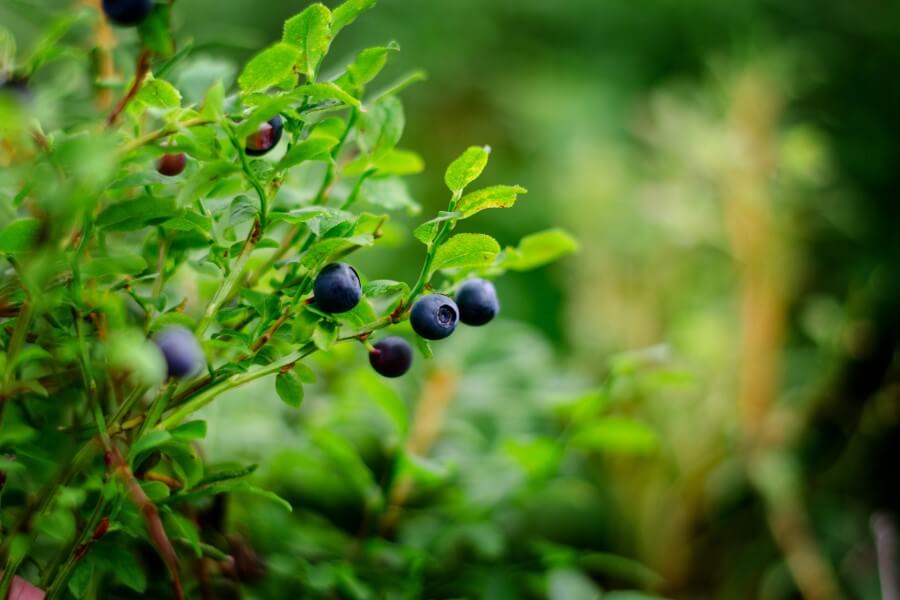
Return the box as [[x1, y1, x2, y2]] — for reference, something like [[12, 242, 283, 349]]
[[243, 108, 360, 289], [43, 495, 109, 598], [159, 343, 316, 429], [225, 125, 269, 228], [116, 117, 214, 157], [136, 379, 177, 438], [196, 220, 261, 337], [159, 314, 398, 430], [407, 191, 462, 303]]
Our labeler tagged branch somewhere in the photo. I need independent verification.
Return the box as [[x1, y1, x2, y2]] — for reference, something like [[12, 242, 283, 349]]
[[160, 315, 397, 430], [107, 50, 152, 127]]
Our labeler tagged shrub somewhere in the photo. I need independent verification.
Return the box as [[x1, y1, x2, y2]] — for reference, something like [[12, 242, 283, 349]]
[[0, 1, 576, 597]]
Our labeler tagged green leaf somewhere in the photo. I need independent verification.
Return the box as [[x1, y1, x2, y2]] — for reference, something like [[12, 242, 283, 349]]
[[229, 195, 257, 226], [363, 279, 409, 297], [312, 320, 338, 351], [457, 185, 527, 218], [336, 42, 398, 95], [109, 547, 148, 593], [230, 482, 293, 512], [413, 211, 462, 245], [445, 145, 490, 193], [195, 464, 258, 488], [277, 136, 338, 170], [97, 197, 177, 231], [238, 43, 301, 93], [578, 552, 664, 588], [360, 176, 419, 213], [169, 420, 207, 442], [275, 371, 304, 408], [501, 228, 578, 271], [296, 82, 361, 108], [430, 233, 500, 274], [293, 362, 316, 384], [0, 218, 40, 254], [68, 560, 94, 598], [570, 417, 658, 455], [234, 94, 297, 138], [167, 479, 291, 512], [82, 255, 148, 278], [134, 77, 181, 109], [358, 96, 404, 160], [137, 4, 174, 56], [282, 4, 333, 81], [129, 430, 172, 463], [345, 147, 424, 177], [202, 80, 225, 119], [300, 234, 374, 268], [331, 0, 376, 35]]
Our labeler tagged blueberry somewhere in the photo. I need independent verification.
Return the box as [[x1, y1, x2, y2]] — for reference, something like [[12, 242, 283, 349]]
[[153, 326, 204, 378], [0, 78, 31, 104], [410, 294, 458, 340], [369, 336, 413, 378], [245, 116, 284, 156], [102, 0, 153, 26], [156, 152, 186, 176], [455, 278, 499, 326], [313, 263, 362, 314]]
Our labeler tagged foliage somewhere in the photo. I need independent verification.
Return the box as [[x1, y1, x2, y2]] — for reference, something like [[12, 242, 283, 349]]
[[0, 2, 677, 599]]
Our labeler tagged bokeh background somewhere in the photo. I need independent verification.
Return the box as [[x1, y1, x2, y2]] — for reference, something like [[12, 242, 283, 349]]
[[6, 0, 900, 597]]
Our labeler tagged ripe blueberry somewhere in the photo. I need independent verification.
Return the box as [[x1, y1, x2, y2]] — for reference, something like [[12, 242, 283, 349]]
[[0, 78, 31, 103], [455, 278, 499, 326], [153, 326, 204, 378], [410, 294, 459, 340], [245, 116, 284, 156], [369, 336, 413, 378], [102, 0, 153, 26], [156, 152, 186, 176], [313, 262, 362, 314]]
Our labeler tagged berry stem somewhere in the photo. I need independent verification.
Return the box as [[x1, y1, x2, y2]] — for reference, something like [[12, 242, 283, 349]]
[[116, 116, 215, 156], [406, 190, 462, 304], [196, 219, 262, 336], [159, 315, 397, 429]]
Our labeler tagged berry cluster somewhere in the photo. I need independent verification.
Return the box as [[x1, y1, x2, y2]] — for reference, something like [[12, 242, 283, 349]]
[[147, 265, 499, 382], [313, 262, 499, 378]]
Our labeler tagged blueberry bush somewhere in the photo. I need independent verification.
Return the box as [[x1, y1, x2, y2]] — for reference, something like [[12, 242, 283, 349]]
[[0, 1, 610, 598]]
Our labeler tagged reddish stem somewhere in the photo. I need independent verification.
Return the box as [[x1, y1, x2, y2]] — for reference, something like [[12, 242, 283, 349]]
[[107, 50, 152, 127]]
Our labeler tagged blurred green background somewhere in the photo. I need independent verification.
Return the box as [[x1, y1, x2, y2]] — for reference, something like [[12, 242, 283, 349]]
[[7, 0, 900, 597]]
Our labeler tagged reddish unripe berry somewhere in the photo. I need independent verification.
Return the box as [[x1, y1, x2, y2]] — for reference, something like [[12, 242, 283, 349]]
[[157, 153, 187, 176], [245, 116, 284, 156]]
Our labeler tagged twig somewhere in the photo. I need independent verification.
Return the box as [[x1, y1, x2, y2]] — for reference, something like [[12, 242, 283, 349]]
[[107, 50, 152, 127], [108, 447, 184, 600]]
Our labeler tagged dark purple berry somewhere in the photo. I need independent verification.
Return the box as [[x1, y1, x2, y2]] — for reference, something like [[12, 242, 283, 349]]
[[369, 336, 413, 378], [156, 153, 186, 176], [313, 263, 362, 314], [245, 116, 284, 156], [102, 0, 153, 26], [153, 326, 204, 378], [410, 294, 458, 340], [0, 78, 31, 104], [455, 278, 499, 326]]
